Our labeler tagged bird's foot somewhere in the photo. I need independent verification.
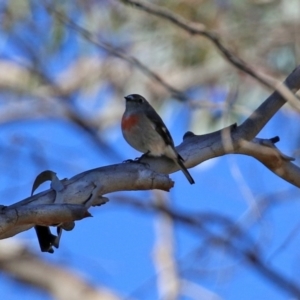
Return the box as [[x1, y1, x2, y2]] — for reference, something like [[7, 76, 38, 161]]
[[135, 154, 150, 167], [123, 157, 144, 163], [123, 154, 150, 167], [123, 158, 135, 163]]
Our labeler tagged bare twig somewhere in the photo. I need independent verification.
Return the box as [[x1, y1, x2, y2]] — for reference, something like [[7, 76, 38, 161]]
[[47, 5, 187, 101], [0, 240, 121, 300], [115, 197, 300, 299], [120, 0, 300, 110], [117, 0, 268, 88]]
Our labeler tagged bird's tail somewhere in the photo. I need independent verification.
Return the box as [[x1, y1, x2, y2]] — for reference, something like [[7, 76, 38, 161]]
[[176, 155, 195, 184]]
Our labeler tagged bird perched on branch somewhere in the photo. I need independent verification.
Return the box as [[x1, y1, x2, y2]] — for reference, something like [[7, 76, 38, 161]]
[[121, 94, 195, 184]]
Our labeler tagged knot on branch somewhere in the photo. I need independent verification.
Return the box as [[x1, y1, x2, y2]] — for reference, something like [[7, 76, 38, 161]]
[[183, 131, 195, 140], [259, 138, 295, 162], [238, 137, 295, 171]]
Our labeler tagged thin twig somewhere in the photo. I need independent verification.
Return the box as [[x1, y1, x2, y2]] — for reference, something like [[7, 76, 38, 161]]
[[117, 0, 269, 89], [47, 5, 187, 101], [120, 0, 300, 110], [115, 197, 300, 299]]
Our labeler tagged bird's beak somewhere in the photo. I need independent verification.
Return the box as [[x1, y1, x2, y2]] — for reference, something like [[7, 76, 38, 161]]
[[124, 95, 132, 101]]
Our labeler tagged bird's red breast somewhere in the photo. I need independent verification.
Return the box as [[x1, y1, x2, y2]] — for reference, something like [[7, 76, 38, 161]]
[[121, 114, 140, 131]]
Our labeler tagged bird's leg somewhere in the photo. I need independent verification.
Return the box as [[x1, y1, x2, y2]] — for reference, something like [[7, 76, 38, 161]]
[[134, 151, 150, 167], [122, 151, 150, 167], [122, 158, 135, 163], [136, 151, 150, 161]]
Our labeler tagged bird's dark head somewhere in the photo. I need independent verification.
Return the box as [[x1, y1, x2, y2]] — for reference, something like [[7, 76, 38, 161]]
[[124, 94, 147, 104]]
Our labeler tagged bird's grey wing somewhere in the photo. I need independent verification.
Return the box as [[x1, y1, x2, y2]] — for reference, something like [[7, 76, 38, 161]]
[[145, 109, 175, 147]]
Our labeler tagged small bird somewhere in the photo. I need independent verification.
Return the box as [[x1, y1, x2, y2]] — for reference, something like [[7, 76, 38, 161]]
[[121, 94, 195, 184]]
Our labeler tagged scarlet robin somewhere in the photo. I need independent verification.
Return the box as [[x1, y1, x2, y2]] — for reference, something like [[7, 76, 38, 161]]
[[121, 94, 195, 184]]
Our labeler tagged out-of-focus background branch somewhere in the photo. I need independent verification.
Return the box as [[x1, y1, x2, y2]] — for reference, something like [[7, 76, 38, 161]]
[[0, 1, 300, 300], [0, 240, 121, 300]]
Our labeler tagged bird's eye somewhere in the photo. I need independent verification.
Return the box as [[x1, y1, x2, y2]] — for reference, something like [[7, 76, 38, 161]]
[[137, 98, 143, 103]]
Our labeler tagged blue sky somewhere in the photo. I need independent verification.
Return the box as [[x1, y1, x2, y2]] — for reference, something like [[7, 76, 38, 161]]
[[0, 2, 300, 300]]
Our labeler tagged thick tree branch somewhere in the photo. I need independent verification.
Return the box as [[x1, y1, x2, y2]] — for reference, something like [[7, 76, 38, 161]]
[[236, 138, 297, 183], [1, 55, 300, 249], [2, 65, 300, 241], [0, 164, 172, 239], [239, 65, 300, 139], [0, 204, 90, 235], [1, 124, 298, 241]]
